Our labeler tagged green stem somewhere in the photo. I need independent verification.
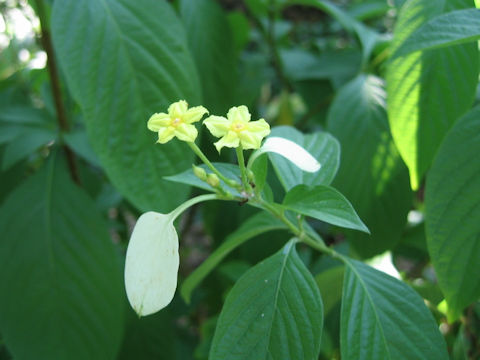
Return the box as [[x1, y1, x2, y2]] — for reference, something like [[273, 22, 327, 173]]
[[169, 194, 220, 221], [188, 142, 238, 187], [235, 145, 251, 192], [254, 197, 335, 257]]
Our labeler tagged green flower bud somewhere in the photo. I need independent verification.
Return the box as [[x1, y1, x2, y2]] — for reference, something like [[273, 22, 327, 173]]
[[192, 165, 207, 181], [206, 173, 220, 188], [247, 169, 255, 182]]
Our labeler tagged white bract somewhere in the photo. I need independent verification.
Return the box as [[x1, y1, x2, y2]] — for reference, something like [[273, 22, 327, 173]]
[[250, 137, 321, 172], [124, 212, 179, 316]]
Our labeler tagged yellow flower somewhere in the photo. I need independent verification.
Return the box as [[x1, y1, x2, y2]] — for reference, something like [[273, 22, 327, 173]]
[[147, 100, 208, 143], [203, 105, 270, 152]]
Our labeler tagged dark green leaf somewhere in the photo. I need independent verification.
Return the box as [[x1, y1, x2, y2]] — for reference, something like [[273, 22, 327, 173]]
[[0, 156, 124, 360], [394, 8, 480, 57], [425, 106, 480, 320], [268, 126, 340, 191], [386, 0, 479, 189], [341, 258, 448, 359], [63, 129, 101, 167], [180, 0, 237, 114], [210, 241, 323, 360], [283, 185, 369, 233], [181, 211, 286, 303], [327, 75, 411, 257], [52, 0, 200, 212]]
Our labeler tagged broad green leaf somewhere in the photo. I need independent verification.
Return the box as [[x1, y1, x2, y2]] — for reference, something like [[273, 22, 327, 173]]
[[283, 185, 369, 233], [180, 0, 237, 114], [327, 75, 411, 257], [341, 258, 448, 360], [181, 211, 286, 303], [125, 212, 179, 316], [52, 0, 200, 212], [386, 0, 479, 189], [0, 156, 124, 360], [348, 1, 390, 21], [118, 308, 177, 360], [210, 241, 323, 360], [315, 266, 344, 316], [63, 128, 101, 167], [268, 126, 340, 191], [425, 106, 480, 320], [165, 163, 242, 196], [394, 8, 480, 57]]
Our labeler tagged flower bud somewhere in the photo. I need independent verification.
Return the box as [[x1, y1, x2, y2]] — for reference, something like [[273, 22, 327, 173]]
[[192, 165, 207, 181], [206, 173, 220, 188]]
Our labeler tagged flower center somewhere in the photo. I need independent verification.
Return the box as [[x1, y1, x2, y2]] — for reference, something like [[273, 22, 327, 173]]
[[171, 117, 182, 127], [232, 122, 246, 132]]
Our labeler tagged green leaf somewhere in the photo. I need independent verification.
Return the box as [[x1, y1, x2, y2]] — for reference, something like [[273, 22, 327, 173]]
[[181, 211, 286, 303], [0, 156, 124, 360], [2, 128, 56, 170], [341, 258, 448, 360], [268, 126, 340, 191], [286, 0, 379, 62], [52, 0, 200, 212], [180, 0, 237, 114], [394, 8, 480, 57], [283, 185, 369, 233], [210, 241, 323, 360], [63, 128, 101, 167], [315, 266, 344, 316], [386, 0, 479, 189], [327, 75, 411, 257], [165, 163, 242, 196], [425, 106, 480, 320]]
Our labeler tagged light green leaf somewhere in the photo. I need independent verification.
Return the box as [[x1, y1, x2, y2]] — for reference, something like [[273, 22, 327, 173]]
[[210, 241, 323, 360], [394, 8, 480, 57], [268, 126, 340, 191], [386, 0, 479, 189], [425, 106, 480, 320], [341, 258, 448, 360], [180, 0, 237, 114], [283, 185, 369, 233], [125, 212, 179, 317], [52, 0, 200, 212], [0, 156, 124, 360], [181, 211, 286, 303], [327, 75, 411, 257]]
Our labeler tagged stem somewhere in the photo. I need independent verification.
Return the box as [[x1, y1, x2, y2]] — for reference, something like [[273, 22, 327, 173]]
[[187, 142, 239, 187], [254, 197, 335, 256], [169, 194, 220, 221], [35, 0, 80, 185], [235, 145, 251, 193]]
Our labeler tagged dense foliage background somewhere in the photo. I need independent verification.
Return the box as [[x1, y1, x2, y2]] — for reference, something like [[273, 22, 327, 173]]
[[0, 0, 479, 359]]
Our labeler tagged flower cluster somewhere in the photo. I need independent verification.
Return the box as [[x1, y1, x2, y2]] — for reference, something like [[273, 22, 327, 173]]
[[147, 100, 271, 151]]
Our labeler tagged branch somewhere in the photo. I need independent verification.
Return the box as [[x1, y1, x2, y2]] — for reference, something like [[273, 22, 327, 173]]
[[35, 0, 81, 185]]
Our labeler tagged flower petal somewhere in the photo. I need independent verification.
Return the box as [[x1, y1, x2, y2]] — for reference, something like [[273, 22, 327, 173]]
[[168, 100, 188, 117], [157, 126, 176, 144], [183, 105, 208, 124], [238, 130, 263, 150], [175, 123, 198, 142], [247, 119, 270, 138], [203, 115, 231, 138], [124, 212, 179, 316], [147, 113, 170, 131], [214, 130, 240, 152], [227, 105, 251, 123]]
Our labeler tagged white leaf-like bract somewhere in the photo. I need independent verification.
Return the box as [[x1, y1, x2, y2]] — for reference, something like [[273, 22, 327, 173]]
[[251, 137, 321, 172], [124, 211, 179, 316]]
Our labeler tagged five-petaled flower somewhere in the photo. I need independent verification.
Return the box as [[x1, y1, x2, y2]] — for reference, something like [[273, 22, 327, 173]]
[[147, 100, 208, 143], [203, 106, 270, 152]]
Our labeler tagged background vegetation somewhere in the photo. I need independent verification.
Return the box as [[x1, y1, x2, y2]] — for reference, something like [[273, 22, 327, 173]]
[[0, 0, 479, 359]]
